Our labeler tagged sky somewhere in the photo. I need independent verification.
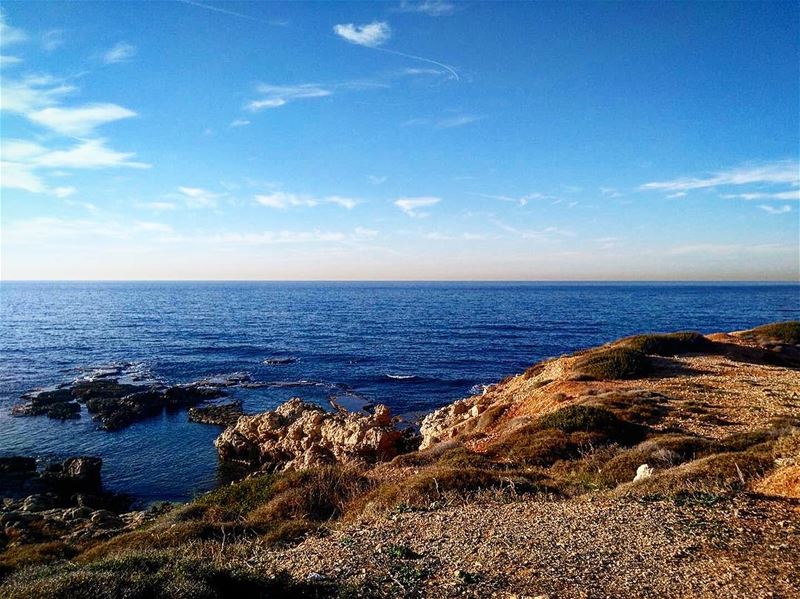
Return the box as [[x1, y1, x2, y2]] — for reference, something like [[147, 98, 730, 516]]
[[0, 0, 798, 281]]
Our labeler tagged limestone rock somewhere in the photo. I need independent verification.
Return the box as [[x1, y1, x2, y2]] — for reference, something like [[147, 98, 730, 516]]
[[215, 398, 405, 470], [633, 463, 654, 483]]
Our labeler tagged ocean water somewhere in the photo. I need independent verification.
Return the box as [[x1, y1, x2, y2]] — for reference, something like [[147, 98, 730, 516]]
[[1, 281, 798, 504]]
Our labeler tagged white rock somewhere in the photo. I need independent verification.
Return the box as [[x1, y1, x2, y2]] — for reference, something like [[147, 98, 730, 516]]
[[633, 463, 654, 483]]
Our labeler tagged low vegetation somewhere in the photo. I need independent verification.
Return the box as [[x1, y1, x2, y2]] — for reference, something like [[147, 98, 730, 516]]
[[737, 321, 800, 345], [571, 346, 651, 380], [618, 331, 715, 355]]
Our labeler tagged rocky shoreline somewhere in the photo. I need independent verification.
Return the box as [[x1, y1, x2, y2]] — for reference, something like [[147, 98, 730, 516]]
[[2, 321, 799, 598]]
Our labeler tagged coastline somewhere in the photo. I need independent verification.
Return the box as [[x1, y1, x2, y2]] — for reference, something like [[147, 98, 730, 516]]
[[2, 321, 799, 597]]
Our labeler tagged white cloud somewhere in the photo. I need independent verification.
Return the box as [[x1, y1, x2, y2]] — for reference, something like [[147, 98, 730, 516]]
[[641, 160, 800, 192], [254, 191, 357, 210], [178, 186, 220, 208], [245, 84, 331, 111], [437, 114, 482, 128], [0, 74, 76, 113], [27, 103, 136, 135], [394, 196, 440, 217], [209, 230, 348, 245], [0, 54, 22, 65], [396, 0, 455, 16], [722, 190, 800, 201], [326, 195, 358, 209], [0, 11, 27, 47], [354, 227, 379, 239], [134, 221, 173, 233], [230, 118, 250, 127], [368, 175, 387, 185], [137, 201, 178, 211], [759, 205, 792, 215], [41, 29, 64, 52], [1, 138, 148, 195], [667, 243, 795, 257], [599, 187, 622, 198], [103, 42, 136, 64], [333, 21, 391, 47], [18, 139, 149, 169]]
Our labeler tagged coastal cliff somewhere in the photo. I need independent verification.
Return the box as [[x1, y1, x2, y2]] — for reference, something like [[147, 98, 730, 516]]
[[2, 322, 798, 598]]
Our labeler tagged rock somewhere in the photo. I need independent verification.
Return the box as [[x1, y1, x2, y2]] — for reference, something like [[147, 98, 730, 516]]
[[21, 494, 58, 512], [0, 456, 37, 474], [215, 398, 405, 470], [188, 401, 243, 426], [46, 401, 81, 420], [164, 385, 226, 406], [264, 357, 297, 365], [633, 463, 654, 483], [90, 509, 122, 528], [63, 457, 102, 484]]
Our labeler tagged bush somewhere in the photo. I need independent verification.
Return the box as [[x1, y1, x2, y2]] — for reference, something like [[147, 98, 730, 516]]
[[2, 551, 339, 599], [571, 347, 650, 380], [0, 542, 79, 582], [620, 332, 715, 355], [535, 405, 645, 444], [247, 467, 371, 524], [739, 321, 800, 345]]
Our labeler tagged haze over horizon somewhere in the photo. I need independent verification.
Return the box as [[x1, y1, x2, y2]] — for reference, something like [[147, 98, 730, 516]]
[[1, 1, 798, 281]]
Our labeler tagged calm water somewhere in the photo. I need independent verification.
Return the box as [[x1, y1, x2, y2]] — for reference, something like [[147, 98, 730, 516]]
[[1, 282, 798, 503]]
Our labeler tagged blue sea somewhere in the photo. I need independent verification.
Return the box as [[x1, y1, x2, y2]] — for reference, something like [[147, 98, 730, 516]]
[[1, 282, 798, 504]]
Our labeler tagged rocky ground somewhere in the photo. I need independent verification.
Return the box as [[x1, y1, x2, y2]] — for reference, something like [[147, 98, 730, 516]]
[[1, 322, 799, 598]]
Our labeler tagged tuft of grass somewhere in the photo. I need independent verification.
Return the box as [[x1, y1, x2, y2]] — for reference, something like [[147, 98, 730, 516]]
[[738, 321, 800, 345], [571, 347, 651, 380], [2, 550, 340, 599], [0, 542, 79, 582], [535, 405, 645, 443], [619, 332, 715, 355]]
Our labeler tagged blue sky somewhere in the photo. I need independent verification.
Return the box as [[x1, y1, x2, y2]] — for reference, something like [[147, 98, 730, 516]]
[[1, 0, 798, 280]]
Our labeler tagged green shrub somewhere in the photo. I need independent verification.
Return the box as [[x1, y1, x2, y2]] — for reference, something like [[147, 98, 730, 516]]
[[535, 405, 644, 444], [620, 332, 715, 355], [739, 321, 800, 344], [571, 347, 651, 380]]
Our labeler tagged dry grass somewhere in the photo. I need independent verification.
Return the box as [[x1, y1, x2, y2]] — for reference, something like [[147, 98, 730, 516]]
[[618, 332, 715, 355], [737, 321, 800, 345]]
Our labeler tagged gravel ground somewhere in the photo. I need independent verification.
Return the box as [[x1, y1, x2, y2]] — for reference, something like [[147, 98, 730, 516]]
[[252, 495, 800, 598]]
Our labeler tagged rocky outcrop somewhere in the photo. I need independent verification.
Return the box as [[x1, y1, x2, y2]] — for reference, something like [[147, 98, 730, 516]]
[[188, 401, 243, 426], [215, 398, 407, 471], [13, 379, 227, 431]]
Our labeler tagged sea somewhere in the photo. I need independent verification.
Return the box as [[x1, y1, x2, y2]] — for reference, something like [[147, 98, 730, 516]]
[[1, 281, 798, 504]]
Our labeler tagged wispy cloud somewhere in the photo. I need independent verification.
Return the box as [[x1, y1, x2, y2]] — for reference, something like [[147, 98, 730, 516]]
[[230, 118, 250, 127], [246, 84, 331, 111], [255, 191, 358, 210], [0, 11, 27, 47], [177, 0, 288, 26], [470, 191, 554, 207], [333, 19, 459, 81], [368, 175, 388, 185], [41, 29, 65, 52], [1, 138, 149, 194], [395, 0, 456, 16], [759, 205, 792, 215], [102, 42, 136, 64], [404, 114, 482, 128], [178, 186, 221, 208], [641, 160, 799, 192], [721, 190, 800, 201], [137, 201, 178, 212], [27, 103, 136, 135], [666, 243, 795, 257], [334, 21, 391, 47], [394, 196, 440, 217], [437, 114, 482, 128]]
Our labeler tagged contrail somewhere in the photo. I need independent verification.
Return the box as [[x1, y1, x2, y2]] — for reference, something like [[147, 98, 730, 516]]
[[373, 46, 460, 82], [177, 0, 283, 26]]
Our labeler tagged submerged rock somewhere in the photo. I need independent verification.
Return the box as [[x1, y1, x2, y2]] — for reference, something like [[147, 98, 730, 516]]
[[188, 400, 243, 426], [215, 397, 405, 471]]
